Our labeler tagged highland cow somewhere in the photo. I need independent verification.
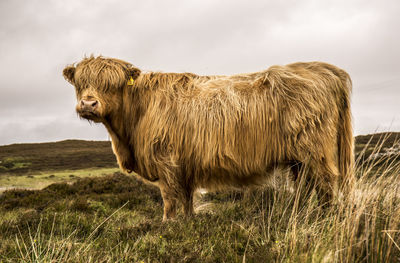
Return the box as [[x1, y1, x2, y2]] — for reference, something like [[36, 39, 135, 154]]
[[63, 56, 354, 221]]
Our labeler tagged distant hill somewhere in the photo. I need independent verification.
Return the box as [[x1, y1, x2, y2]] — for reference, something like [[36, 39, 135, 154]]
[[354, 132, 400, 162], [0, 140, 117, 175], [0, 132, 399, 175], [355, 132, 400, 147]]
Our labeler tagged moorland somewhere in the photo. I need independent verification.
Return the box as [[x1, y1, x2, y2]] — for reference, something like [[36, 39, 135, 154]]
[[0, 133, 399, 262]]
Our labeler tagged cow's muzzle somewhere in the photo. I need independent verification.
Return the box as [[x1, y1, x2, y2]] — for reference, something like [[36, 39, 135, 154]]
[[80, 99, 98, 111], [77, 99, 100, 120]]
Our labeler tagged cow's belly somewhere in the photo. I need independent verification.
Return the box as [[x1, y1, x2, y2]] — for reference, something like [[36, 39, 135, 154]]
[[194, 161, 278, 191]]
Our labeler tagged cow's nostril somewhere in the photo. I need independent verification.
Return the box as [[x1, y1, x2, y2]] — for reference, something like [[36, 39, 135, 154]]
[[80, 100, 98, 109]]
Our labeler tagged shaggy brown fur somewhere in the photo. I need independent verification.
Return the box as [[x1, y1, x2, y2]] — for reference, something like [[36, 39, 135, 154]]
[[63, 56, 354, 221]]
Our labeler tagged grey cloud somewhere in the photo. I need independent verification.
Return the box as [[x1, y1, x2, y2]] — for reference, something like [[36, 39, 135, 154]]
[[0, 0, 399, 145], [0, 115, 109, 145]]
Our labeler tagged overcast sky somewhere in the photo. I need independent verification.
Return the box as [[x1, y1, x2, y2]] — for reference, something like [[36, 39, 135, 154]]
[[0, 0, 399, 145]]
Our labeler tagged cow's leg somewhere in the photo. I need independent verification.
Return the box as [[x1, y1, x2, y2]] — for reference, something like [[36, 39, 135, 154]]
[[315, 182, 333, 208], [183, 188, 194, 217], [160, 183, 194, 220], [310, 157, 338, 208], [159, 186, 177, 221], [291, 161, 315, 206], [290, 161, 302, 182]]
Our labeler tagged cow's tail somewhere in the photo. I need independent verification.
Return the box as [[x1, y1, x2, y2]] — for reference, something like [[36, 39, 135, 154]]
[[337, 74, 355, 192]]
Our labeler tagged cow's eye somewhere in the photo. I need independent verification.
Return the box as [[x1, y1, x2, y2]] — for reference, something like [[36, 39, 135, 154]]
[[75, 85, 85, 93]]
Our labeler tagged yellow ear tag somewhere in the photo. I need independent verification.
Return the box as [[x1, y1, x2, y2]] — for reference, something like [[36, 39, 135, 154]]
[[127, 76, 134, 86]]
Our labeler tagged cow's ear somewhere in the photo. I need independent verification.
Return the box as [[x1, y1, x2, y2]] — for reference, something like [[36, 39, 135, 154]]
[[63, 65, 76, 84], [127, 66, 141, 80]]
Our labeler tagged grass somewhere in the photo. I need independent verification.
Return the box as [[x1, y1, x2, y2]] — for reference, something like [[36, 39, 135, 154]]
[[0, 168, 120, 193], [0, 134, 399, 262]]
